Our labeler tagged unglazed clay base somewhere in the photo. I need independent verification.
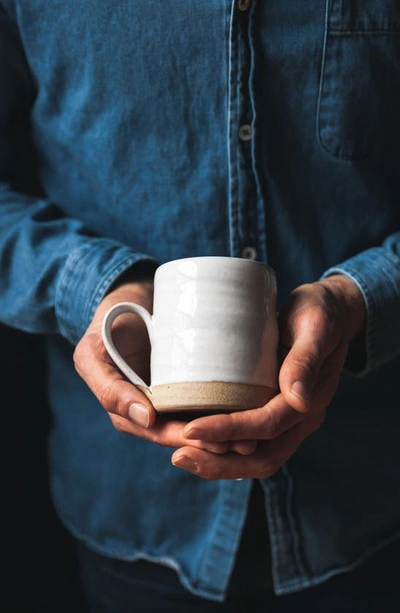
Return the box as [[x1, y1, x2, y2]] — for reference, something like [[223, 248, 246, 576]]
[[138, 381, 277, 414]]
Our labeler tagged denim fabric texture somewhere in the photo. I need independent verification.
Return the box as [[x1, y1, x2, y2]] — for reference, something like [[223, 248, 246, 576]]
[[0, 0, 399, 602]]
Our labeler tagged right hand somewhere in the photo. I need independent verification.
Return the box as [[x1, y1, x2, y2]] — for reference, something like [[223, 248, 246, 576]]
[[73, 277, 256, 456]]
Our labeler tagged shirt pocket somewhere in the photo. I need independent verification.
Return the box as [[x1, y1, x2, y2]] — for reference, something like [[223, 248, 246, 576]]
[[317, 0, 400, 160]]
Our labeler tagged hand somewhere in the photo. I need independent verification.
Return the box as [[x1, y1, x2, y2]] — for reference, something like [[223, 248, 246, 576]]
[[73, 276, 256, 455], [171, 274, 367, 480]]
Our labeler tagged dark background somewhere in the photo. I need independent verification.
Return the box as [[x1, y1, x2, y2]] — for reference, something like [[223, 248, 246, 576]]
[[2, 323, 87, 610]]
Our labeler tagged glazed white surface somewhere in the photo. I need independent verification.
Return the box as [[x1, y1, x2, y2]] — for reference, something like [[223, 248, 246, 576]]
[[102, 256, 278, 390]]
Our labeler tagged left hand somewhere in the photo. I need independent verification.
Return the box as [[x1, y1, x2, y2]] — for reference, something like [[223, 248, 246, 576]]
[[171, 275, 367, 480]]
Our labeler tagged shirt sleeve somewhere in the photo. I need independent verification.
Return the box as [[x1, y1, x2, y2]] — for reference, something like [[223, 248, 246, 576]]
[[320, 232, 400, 376], [0, 8, 157, 345]]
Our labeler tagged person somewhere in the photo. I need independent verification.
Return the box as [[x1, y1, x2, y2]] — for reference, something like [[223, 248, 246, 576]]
[[1, 1, 399, 611]]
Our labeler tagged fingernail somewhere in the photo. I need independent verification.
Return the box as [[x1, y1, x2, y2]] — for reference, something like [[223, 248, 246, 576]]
[[128, 403, 150, 428], [184, 427, 207, 440], [172, 454, 198, 474], [291, 380, 310, 408]]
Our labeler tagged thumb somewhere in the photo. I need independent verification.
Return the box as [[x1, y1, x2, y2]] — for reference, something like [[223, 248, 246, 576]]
[[279, 338, 324, 413]]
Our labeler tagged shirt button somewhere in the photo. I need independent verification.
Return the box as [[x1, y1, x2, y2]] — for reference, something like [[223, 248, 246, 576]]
[[241, 246, 257, 260], [238, 124, 252, 141], [238, 0, 251, 11]]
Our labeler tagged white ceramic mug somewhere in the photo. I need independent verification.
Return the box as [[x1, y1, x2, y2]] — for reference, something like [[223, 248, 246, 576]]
[[102, 256, 279, 414]]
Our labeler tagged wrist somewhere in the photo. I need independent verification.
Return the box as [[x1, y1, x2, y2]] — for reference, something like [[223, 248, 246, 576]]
[[317, 274, 367, 341]]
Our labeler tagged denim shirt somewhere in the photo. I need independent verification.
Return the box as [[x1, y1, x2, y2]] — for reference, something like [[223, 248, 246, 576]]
[[1, 0, 400, 601]]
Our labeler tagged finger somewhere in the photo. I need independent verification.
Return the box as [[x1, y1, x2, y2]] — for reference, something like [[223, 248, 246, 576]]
[[74, 332, 157, 426], [75, 332, 234, 453], [182, 394, 304, 443], [278, 316, 335, 413], [307, 347, 347, 410], [229, 440, 258, 455], [281, 337, 348, 416], [172, 412, 324, 480], [104, 407, 234, 457]]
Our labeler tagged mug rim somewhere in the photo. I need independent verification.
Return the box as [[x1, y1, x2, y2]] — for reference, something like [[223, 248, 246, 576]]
[[156, 255, 275, 274]]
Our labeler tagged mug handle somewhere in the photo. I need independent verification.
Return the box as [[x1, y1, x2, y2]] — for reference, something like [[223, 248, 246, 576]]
[[101, 301, 154, 390]]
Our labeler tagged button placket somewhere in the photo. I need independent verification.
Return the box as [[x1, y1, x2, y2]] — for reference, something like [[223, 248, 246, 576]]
[[227, 0, 257, 258], [238, 124, 252, 141], [236, 2, 258, 259]]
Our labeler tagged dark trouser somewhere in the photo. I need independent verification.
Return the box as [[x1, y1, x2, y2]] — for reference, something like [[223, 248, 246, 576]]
[[74, 483, 400, 612]]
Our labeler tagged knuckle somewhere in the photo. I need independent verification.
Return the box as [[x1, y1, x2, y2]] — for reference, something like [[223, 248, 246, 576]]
[[98, 381, 122, 415], [216, 413, 237, 438], [72, 341, 86, 373], [199, 459, 225, 480], [198, 460, 233, 481], [73, 332, 100, 374], [301, 300, 338, 340], [291, 353, 318, 377], [308, 300, 330, 321], [312, 302, 340, 339], [260, 410, 282, 439], [255, 444, 286, 479], [256, 467, 274, 480], [258, 459, 282, 479], [263, 411, 282, 439]]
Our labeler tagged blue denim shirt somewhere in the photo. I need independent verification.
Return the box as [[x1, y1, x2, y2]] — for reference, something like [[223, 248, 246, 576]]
[[1, 0, 400, 601]]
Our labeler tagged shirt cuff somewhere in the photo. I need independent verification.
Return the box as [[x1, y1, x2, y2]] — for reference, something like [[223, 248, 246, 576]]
[[320, 237, 400, 376], [56, 237, 158, 345]]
